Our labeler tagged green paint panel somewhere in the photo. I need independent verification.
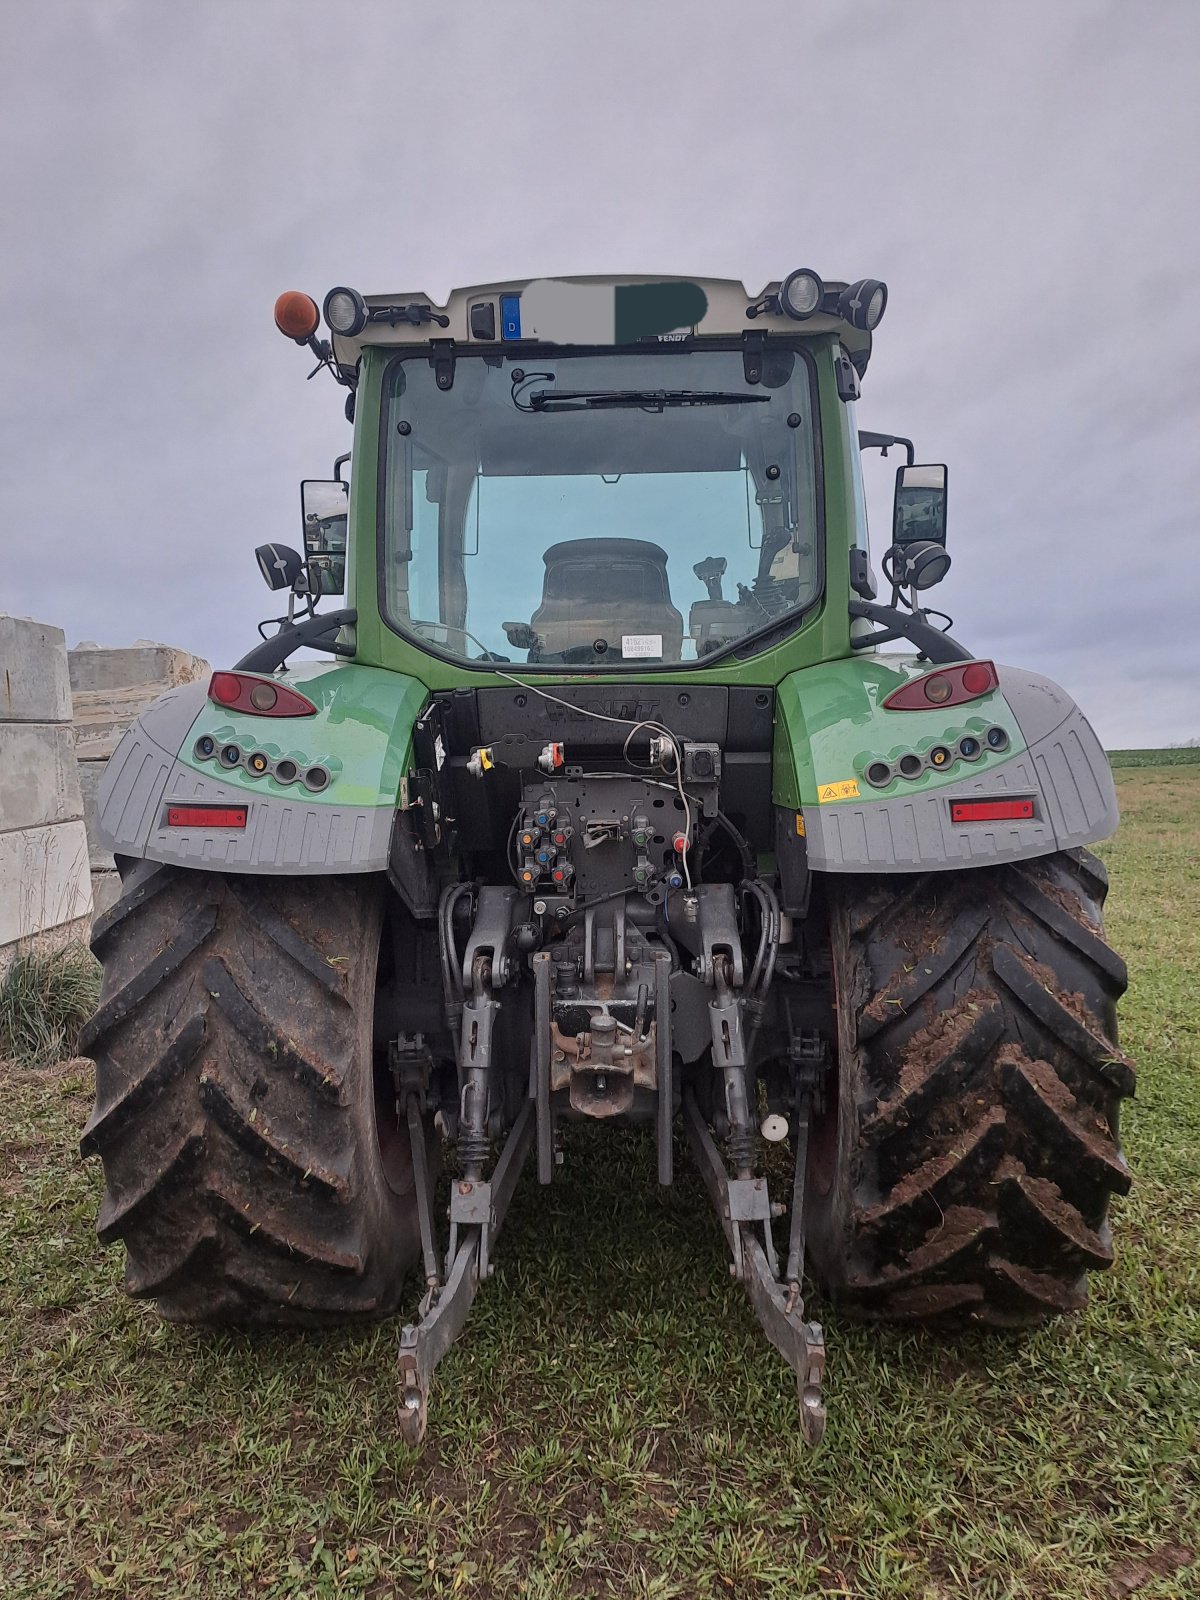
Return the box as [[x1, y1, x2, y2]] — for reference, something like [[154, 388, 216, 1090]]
[[178, 662, 428, 808], [773, 655, 1027, 808]]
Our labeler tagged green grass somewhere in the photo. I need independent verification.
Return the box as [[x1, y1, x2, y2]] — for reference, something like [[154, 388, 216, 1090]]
[[1, 771, 1198, 1598], [1108, 747, 1200, 768], [0, 942, 100, 1070]]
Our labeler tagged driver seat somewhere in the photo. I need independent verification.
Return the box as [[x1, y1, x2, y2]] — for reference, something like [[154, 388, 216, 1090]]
[[521, 538, 683, 662]]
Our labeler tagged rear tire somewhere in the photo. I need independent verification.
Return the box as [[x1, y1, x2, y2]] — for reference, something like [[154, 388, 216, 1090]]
[[810, 849, 1134, 1326], [80, 865, 430, 1325]]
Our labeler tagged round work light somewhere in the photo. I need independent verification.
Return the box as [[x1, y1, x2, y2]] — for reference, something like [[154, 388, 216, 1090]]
[[779, 268, 824, 320], [838, 278, 888, 331], [900, 541, 952, 590], [323, 286, 368, 337]]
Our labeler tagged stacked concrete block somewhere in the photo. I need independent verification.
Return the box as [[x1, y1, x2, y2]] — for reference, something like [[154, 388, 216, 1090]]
[[69, 641, 209, 915], [0, 617, 93, 971]]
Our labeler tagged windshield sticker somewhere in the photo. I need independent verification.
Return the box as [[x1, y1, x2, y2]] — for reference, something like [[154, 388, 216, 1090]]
[[817, 779, 860, 803], [622, 634, 663, 659]]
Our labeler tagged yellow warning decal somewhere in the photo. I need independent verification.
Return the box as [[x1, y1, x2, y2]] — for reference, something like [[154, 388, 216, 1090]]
[[795, 812, 806, 837], [817, 778, 860, 803]]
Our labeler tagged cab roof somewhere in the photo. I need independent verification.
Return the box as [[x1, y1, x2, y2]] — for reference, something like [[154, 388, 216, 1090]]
[[328, 274, 875, 374]]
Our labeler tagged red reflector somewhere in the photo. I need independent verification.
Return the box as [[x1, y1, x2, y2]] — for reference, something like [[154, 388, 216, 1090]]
[[166, 805, 248, 829], [950, 798, 1034, 823]]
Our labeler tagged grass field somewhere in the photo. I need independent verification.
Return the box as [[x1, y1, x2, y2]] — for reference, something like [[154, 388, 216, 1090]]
[[2, 767, 1197, 1599], [1107, 749, 1200, 769]]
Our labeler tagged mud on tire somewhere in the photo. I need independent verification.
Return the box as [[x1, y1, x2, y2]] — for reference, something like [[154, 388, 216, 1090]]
[[810, 849, 1134, 1326], [80, 865, 427, 1325]]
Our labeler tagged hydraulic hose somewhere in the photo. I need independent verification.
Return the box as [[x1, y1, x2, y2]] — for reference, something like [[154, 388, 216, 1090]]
[[438, 882, 474, 1061], [757, 879, 781, 999], [742, 879, 772, 995], [438, 882, 473, 1002]]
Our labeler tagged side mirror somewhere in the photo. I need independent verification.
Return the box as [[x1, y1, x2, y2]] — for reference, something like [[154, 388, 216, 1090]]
[[255, 542, 303, 592], [301, 479, 349, 596], [893, 463, 947, 546]]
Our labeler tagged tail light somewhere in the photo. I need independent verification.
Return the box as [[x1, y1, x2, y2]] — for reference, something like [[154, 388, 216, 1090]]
[[208, 672, 317, 717], [883, 660, 999, 711]]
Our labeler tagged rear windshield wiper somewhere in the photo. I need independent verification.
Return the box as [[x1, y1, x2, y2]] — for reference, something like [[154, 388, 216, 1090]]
[[526, 388, 771, 413]]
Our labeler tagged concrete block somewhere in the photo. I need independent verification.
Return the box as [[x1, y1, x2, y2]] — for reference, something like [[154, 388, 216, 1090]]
[[70, 645, 209, 761], [68, 643, 209, 695], [0, 819, 93, 948], [73, 706, 151, 763], [77, 760, 117, 870], [0, 616, 73, 723], [0, 914, 94, 979], [0, 723, 85, 834], [90, 869, 122, 921]]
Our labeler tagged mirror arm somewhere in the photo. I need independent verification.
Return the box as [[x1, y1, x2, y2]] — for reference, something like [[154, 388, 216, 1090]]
[[333, 453, 351, 483], [235, 609, 357, 674], [858, 431, 915, 466], [848, 600, 971, 664]]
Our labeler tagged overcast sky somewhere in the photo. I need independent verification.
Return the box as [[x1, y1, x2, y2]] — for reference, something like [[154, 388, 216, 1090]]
[[2, 0, 1196, 746]]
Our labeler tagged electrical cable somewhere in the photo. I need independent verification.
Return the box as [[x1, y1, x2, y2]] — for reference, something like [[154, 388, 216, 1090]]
[[444, 626, 696, 875], [486, 667, 694, 865]]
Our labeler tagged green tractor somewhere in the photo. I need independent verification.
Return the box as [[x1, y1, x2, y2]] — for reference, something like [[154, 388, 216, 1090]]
[[81, 272, 1133, 1445]]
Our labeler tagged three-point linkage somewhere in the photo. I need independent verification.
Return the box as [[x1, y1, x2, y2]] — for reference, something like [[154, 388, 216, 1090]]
[[396, 879, 829, 1448]]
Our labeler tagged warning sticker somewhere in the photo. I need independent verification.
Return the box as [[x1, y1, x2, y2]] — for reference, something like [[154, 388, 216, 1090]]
[[817, 779, 860, 803], [621, 634, 663, 659]]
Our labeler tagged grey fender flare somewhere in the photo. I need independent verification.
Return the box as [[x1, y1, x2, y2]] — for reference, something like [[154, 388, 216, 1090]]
[[92, 681, 394, 875], [801, 664, 1118, 873]]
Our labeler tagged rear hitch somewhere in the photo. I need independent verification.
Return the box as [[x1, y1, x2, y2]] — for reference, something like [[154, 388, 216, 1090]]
[[397, 1100, 535, 1446], [683, 1089, 827, 1444]]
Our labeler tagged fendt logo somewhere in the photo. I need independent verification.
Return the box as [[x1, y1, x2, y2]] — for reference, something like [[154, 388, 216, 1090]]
[[569, 700, 662, 726]]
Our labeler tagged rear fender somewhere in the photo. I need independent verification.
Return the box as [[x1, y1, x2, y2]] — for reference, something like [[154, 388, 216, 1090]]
[[774, 656, 1117, 872], [92, 660, 429, 874]]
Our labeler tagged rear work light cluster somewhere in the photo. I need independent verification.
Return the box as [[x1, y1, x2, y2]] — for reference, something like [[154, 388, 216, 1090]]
[[864, 723, 1010, 789], [208, 672, 317, 717], [192, 734, 331, 792], [882, 660, 999, 711]]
